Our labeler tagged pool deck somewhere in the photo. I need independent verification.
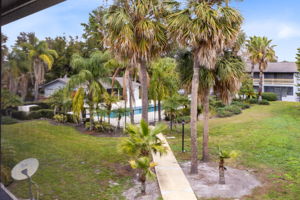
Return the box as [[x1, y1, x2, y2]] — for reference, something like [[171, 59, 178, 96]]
[[152, 134, 197, 200]]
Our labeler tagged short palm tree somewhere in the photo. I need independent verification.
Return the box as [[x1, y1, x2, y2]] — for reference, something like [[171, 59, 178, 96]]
[[113, 107, 128, 128], [129, 157, 156, 195], [246, 36, 276, 101], [218, 147, 238, 184], [120, 120, 167, 158], [104, 0, 171, 122], [102, 92, 119, 124], [149, 57, 179, 121], [168, 1, 243, 173], [65, 51, 112, 130], [23, 37, 58, 100]]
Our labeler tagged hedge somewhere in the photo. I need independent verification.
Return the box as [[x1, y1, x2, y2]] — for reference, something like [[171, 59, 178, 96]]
[[262, 92, 277, 101], [258, 99, 270, 105], [11, 111, 28, 120], [1, 116, 19, 124], [28, 109, 54, 119]]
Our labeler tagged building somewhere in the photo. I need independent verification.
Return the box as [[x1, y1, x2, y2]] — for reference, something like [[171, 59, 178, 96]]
[[39, 77, 141, 102], [246, 62, 299, 102]]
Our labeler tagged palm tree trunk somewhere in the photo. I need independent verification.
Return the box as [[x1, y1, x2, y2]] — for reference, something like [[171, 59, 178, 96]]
[[158, 100, 162, 121], [34, 79, 39, 101], [219, 158, 225, 184], [258, 65, 263, 102], [124, 100, 127, 127], [129, 93, 134, 124], [140, 174, 146, 195], [139, 60, 148, 123], [89, 104, 94, 131], [251, 62, 255, 78], [190, 60, 200, 174], [153, 100, 156, 124], [202, 90, 210, 162]]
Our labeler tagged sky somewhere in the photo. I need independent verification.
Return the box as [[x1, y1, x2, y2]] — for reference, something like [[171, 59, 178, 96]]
[[2, 0, 300, 61]]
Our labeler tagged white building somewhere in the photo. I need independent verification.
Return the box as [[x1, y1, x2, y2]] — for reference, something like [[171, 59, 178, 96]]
[[246, 62, 299, 102]]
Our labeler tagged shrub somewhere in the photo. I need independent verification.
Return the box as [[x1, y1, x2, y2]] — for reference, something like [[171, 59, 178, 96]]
[[29, 105, 41, 111], [248, 98, 258, 104], [217, 108, 234, 118], [53, 114, 67, 123], [11, 111, 29, 120], [231, 101, 250, 109], [1, 140, 16, 186], [258, 99, 270, 105], [94, 122, 114, 133], [1, 116, 18, 124], [226, 105, 242, 114], [262, 92, 277, 101], [28, 109, 54, 119]]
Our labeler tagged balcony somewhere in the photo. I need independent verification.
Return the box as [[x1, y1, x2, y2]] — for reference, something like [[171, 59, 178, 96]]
[[253, 78, 294, 85]]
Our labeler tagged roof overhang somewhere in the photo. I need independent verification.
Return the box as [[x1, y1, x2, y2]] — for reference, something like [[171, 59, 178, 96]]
[[1, 0, 65, 26]]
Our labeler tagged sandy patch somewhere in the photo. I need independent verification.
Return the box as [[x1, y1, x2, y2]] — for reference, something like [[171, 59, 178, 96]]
[[123, 178, 161, 200], [180, 162, 262, 199]]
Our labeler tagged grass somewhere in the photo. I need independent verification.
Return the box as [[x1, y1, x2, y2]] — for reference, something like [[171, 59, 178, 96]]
[[1, 120, 131, 200], [164, 102, 300, 200]]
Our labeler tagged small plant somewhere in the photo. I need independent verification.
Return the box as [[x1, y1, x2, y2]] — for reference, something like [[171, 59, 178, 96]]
[[53, 114, 67, 123], [129, 157, 157, 194], [218, 147, 238, 184], [262, 92, 277, 101], [258, 99, 270, 105]]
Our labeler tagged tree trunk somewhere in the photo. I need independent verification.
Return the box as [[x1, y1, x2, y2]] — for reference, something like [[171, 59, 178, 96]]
[[202, 90, 210, 162], [258, 65, 263, 102], [34, 79, 39, 101], [170, 112, 173, 131], [139, 60, 148, 123], [219, 158, 225, 184], [251, 62, 255, 78], [190, 60, 200, 174], [158, 100, 162, 121], [124, 100, 127, 127], [129, 93, 134, 124], [140, 174, 146, 195], [89, 104, 94, 131], [153, 100, 156, 124]]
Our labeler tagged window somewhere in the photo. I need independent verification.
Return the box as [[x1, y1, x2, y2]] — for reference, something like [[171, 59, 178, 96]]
[[264, 73, 294, 79]]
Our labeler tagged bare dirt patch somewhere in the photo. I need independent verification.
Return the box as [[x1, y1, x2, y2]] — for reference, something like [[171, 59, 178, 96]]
[[123, 178, 161, 200], [180, 161, 262, 199]]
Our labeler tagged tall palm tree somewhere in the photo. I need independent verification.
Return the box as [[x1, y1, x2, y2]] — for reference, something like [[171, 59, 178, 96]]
[[23, 38, 58, 101], [168, 1, 243, 173], [246, 36, 257, 78], [104, 0, 172, 123], [65, 51, 112, 130], [149, 57, 179, 121], [246, 36, 276, 101]]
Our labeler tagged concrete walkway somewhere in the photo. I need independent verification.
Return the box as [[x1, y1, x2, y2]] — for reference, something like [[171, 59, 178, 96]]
[[152, 134, 197, 200]]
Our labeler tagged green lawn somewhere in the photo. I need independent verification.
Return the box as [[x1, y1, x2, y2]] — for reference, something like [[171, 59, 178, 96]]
[[1, 121, 131, 200], [165, 101, 300, 200], [2, 102, 300, 200]]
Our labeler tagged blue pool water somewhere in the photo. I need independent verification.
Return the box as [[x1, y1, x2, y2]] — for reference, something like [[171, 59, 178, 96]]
[[109, 105, 159, 118]]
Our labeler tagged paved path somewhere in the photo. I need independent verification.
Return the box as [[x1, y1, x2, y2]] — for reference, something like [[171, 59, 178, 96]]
[[152, 134, 197, 200]]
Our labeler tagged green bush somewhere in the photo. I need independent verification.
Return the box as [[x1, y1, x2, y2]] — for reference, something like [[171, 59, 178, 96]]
[[248, 98, 258, 104], [217, 108, 235, 118], [29, 105, 41, 111], [1, 116, 18, 124], [28, 109, 54, 119], [231, 101, 250, 109], [262, 92, 277, 101], [1, 140, 16, 186], [85, 122, 114, 133], [11, 111, 29, 120], [226, 105, 242, 114], [258, 99, 270, 105], [53, 114, 67, 123]]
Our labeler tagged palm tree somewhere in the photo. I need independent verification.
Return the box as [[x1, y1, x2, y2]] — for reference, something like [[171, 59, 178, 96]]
[[246, 36, 257, 78], [168, 1, 243, 173], [149, 57, 179, 121], [120, 120, 167, 158], [23, 37, 58, 101], [102, 92, 118, 124], [114, 107, 128, 128], [129, 157, 156, 195], [246, 36, 276, 101], [47, 88, 72, 115], [218, 147, 238, 184], [65, 51, 112, 130], [104, 0, 171, 122]]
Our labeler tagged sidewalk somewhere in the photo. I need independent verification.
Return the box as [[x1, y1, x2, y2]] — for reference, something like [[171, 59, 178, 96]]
[[152, 134, 197, 200]]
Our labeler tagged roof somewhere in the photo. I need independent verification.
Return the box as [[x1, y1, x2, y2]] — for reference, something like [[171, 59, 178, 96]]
[[40, 77, 69, 88], [40, 77, 140, 89], [1, 0, 65, 26], [245, 62, 298, 73]]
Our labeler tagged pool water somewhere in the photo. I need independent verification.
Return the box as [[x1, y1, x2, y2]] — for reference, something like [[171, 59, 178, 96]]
[[109, 105, 159, 118]]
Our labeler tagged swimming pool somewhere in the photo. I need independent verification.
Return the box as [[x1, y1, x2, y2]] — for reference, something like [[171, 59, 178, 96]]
[[109, 105, 159, 118]]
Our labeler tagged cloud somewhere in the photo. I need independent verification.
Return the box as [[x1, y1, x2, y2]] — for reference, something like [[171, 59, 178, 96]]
[[243, 20, 300, 39]]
